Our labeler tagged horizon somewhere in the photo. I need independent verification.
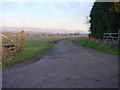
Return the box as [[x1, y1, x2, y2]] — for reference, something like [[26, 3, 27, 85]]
[[0, 1, 95, 33], [1, 27, 90, 34]]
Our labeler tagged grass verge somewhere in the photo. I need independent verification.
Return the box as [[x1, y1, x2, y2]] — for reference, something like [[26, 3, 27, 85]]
[[74, 38, 119, 55], [2, 38, 65, 66]]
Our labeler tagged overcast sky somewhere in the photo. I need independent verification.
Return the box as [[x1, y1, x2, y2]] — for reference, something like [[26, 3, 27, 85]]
[[0, 1, 95, 33]]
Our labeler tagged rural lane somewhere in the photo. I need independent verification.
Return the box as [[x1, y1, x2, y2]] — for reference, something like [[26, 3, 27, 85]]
[[3, 39, 118, 88]]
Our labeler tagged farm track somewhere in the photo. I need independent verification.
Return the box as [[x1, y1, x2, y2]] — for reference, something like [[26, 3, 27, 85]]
[[3, 38, 118, 88]]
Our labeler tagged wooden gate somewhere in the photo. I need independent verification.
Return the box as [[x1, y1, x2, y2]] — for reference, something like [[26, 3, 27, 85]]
[[103, 30, 120, 46], [1, 30, 25, 60]]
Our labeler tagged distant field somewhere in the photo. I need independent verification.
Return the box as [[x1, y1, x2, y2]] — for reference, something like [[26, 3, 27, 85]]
[[2, 37, 65, 66], [74, 38, 119, 55]]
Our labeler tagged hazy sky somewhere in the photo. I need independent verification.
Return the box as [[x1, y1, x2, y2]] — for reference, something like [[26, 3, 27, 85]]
[[0, 1, 95, 33]]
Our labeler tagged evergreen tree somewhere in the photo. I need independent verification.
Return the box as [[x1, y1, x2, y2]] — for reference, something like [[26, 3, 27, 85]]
[[89, 2, 120, 39]]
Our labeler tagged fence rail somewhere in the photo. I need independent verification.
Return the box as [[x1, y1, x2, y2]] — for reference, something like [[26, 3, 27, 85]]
[[1, 30, 25, 60], [103, 30, 119, 46]]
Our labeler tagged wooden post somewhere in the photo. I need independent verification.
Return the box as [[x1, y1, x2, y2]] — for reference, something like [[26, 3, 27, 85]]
[[118, 30, 120, 42], [0, 34, 2, 64], [21, 30, 25, 49], [118, 29, 120, 49]]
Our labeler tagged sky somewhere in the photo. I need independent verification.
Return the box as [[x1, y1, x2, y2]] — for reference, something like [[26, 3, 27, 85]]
[[0, 1, 95, 33]]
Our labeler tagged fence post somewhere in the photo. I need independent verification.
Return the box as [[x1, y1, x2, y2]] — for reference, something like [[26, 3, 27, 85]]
[[118, 29, 120, 49], [0, 34, 2, 64], [118, 30, 120, 41], [21, 30, 25, 49]]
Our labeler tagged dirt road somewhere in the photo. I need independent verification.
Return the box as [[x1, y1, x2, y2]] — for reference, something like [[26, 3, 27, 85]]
[[3, 39, 118, 88]]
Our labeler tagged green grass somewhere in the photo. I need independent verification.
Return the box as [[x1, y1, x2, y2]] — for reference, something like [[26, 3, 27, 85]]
[[74, 38, 119, 55], [2, 38, 65, 66]]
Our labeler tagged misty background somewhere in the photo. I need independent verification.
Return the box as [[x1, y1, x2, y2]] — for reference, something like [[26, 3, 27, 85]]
[[0, 1, 95, 34]]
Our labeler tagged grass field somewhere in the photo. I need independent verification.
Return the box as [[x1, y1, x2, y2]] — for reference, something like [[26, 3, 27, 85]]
[[2, 37, 65, 66], [74, 38, 119, 55]]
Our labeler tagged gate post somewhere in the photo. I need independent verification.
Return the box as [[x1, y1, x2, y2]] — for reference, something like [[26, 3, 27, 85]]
[[118, 29, 120, 42], [21, 30, 25, 49], [0, 34, 2, 64], [118, 29, 120, 49]]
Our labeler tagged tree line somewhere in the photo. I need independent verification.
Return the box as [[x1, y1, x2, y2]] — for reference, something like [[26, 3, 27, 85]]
[[89, 1, 120, 39]]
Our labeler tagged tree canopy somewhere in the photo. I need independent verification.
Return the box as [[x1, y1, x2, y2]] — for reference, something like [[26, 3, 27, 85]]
[[89, 2, 120, 39]]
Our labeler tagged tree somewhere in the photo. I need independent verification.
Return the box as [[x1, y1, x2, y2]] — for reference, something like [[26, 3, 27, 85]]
[[89, 2, 120, 39]]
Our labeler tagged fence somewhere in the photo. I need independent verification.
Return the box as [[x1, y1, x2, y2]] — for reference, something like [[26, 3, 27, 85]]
[[1, 30, 25, 60], [26, 33, 89, 39], [103, 30, 120, 46]]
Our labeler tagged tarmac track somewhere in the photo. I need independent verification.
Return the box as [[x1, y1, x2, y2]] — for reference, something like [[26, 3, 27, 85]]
[[2, 38, 118, 88]]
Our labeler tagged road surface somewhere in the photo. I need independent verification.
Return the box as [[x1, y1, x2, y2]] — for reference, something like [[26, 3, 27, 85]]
[[3, 39, 118, 88]]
